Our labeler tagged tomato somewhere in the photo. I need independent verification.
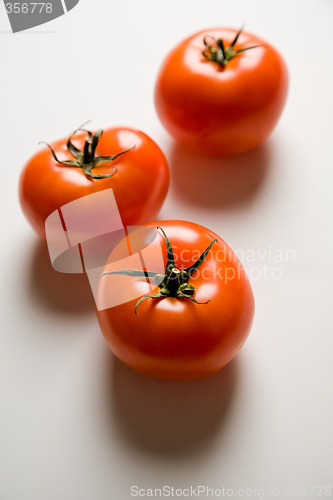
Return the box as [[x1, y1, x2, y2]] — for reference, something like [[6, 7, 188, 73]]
[[154, 27, 288, 156], [96, 220, 255, 381], [19, 125, 169, 239]]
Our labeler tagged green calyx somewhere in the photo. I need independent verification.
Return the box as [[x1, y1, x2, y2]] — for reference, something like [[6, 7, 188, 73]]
[[40, 122, 135, 180], [101, 227, 217, 315], [202, 26, 261, 67]]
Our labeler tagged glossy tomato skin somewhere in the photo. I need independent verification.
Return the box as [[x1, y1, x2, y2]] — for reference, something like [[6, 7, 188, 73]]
[[155, 28, 288, 156], [97, 220, 255, 381], [19, 127, 169, 239]]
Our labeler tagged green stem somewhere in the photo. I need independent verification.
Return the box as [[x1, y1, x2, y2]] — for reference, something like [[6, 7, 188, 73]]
[[101, 227, 217, 314], [40, 124, 135, 180], [202, 26, 262, 67]]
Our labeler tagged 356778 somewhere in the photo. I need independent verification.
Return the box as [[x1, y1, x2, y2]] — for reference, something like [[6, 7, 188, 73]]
[[284, 486, 332, 497], [5, 3, 53, 14]]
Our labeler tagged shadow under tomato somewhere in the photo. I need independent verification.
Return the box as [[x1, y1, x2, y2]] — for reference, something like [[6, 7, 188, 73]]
[[108, 353, 239, 457], [28, 239, 95, 314], [168, 140, 272, 208]]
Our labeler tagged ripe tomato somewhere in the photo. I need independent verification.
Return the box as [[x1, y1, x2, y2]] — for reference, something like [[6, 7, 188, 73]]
[[155, 27, 288, 156], [96, 220, 255, 381], [19, 125, 169, 239]]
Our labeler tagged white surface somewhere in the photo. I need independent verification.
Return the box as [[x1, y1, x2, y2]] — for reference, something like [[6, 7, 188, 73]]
[[1, 1, 333, 499]]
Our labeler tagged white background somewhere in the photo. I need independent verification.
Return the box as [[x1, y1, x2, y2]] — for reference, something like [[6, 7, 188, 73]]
[[1, 1, 333, 499]]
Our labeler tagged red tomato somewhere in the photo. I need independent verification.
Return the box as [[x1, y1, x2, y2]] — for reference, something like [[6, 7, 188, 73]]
[[97, 220, 255, 381], [155, 27, 288, 156], [19, 125, 169, 239]]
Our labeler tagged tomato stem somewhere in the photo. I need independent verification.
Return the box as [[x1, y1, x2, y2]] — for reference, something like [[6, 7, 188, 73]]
[[202, 26, 262, 67], [101, 227, 217, 315], [39, 124, 135, 180]]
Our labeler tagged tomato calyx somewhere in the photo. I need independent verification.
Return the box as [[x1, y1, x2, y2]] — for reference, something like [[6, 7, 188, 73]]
[[40, 123, 135, 180], [202, 26, 261, 67], [101, 227, 217, 315]]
